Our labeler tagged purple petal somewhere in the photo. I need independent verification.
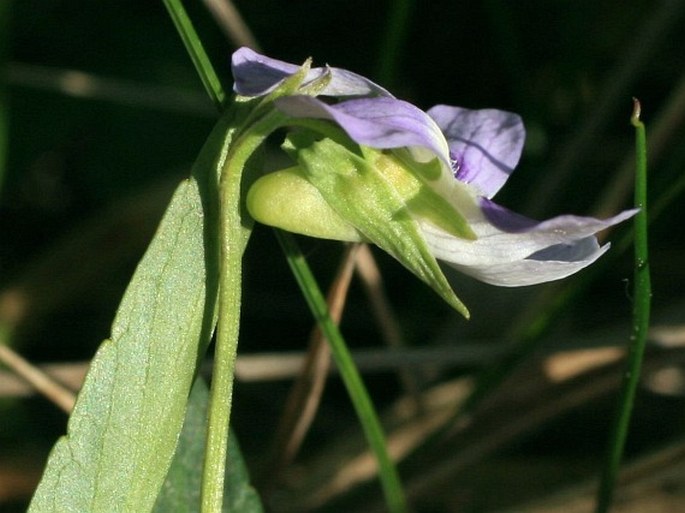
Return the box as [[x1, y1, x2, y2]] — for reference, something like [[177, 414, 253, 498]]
[[275, 95, 451, 165], [231, 47, 301, 96], [427, 105, 525, 198], [231, 47, 390, 98]]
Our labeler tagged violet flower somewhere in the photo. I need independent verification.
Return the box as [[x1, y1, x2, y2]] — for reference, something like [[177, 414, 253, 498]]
[[234, 47, 636, 312]]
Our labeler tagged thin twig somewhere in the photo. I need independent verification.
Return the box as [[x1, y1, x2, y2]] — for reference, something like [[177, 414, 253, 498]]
[[3, 324, 684, 396], [354, 244, 425, 412], [277, 231, 408, 513], [202, 0, 260, 50], [0, 344, 75, 413], [163, 0, 226, 111], [7, 63, 215, 117]]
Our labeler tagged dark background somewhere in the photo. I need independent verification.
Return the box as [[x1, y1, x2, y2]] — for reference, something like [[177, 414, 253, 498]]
[[1, 1, 684, 511]]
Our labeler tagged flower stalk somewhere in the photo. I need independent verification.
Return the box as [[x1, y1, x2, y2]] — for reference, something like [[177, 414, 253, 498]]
[[276, 231, 408, 513], [202, 106, 288, 513]]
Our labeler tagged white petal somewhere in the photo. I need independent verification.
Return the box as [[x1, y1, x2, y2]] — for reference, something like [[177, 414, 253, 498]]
[[423, 186, 637, 268], [448, 240, 612, 286]]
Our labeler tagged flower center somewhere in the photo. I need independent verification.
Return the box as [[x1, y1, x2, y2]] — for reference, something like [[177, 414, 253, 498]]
[[449, 151, 463, 177]]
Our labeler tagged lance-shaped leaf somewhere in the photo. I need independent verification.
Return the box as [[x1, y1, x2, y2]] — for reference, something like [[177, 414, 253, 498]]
[[28, 179, 213, 513], [26, 105, 247, 513]]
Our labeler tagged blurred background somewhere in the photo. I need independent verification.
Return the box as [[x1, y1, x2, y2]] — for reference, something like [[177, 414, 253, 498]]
[[1, 1, 685, 511]]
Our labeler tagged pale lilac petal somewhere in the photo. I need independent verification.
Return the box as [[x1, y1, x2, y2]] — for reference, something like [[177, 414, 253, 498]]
[[231, 47, 389, 98], [448, 239, 612, 286], [479, 200, 639, 243], [275, 95, 451, 165], [321, 69, 392, 98], [418, 179, 637, 286], [427, 105, 525, 198]]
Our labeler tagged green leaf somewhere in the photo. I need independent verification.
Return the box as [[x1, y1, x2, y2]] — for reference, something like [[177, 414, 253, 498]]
[[297, 138, 470, 317], [26, 105, 250, 513], [27, 178, 214, 513], [153, 378, 263, 513], [223, 432, 263, 513]]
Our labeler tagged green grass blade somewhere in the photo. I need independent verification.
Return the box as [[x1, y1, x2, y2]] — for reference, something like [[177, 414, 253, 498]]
[[276, 231, 408, 513], [163, 0, 226, 110], [595, 99, 652, 513]]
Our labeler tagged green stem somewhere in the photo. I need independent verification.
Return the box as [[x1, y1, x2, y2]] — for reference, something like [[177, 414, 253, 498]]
[[162, 0, 225, 110], [276, 231, 408, 513], [201, 108, 285, 513], [199, 112, 248, 513], [160, 3, 245, 510], [595, 98, 651, 513]]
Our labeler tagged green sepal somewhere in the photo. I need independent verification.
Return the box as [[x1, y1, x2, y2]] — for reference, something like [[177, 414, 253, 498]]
[[362, 147, 476, 241], [259, 58, 312, 103], [299, 67, 333, 97], [253, 56, 332, 105], [295, 138, 470, 317], [393, 147, 443, 181]]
